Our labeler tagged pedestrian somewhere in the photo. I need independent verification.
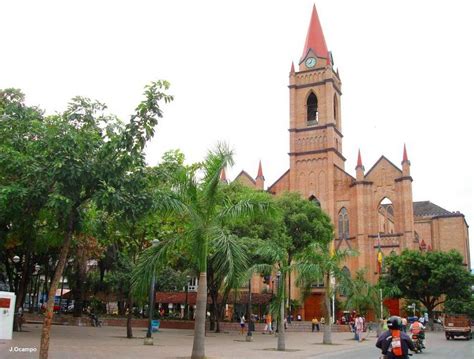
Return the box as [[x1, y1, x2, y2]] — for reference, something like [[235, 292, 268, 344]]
[[355, 315, 364, 342], [265, 313, 273, 334], [320, 316, 325, 325], [312, 316, 320, 332], [401, 317, 407, 332], [240, 314, 246, 335]]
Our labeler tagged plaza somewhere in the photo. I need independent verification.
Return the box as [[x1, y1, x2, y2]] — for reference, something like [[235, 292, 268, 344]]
[[1, 324, 473, 359]]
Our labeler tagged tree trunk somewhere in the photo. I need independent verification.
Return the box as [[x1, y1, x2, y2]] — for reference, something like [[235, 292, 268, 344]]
[[323, 273, 332, 344], [73, 252, 87, 317], [13, 252, 31, 332], [277, 290, 286, 351], [39, 214, 74, 359], [126, 293, 133, 338], [191, 271, 207, 359]]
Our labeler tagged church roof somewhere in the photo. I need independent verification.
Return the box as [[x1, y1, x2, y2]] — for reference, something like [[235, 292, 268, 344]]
[[234, 170, 256, 185], [300, 4, 329, 63], [365, 155, 402, 178], [413, 201, 457, 217]]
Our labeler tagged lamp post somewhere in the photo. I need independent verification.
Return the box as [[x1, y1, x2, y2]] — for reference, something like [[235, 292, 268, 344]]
[[276, 271, 285, 351], [144, 239, 159, 345], [246, 278, 253, 341], [185, 275, 190, 320]]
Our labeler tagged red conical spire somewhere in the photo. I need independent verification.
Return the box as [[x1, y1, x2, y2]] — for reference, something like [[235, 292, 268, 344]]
[[290, 61, 295, 74], [403, 143, 409, 162], [357, 149, 363, 168], [256, 160, 264, 179], [300, 4, 329, 63], [220, 168, 227, 182]]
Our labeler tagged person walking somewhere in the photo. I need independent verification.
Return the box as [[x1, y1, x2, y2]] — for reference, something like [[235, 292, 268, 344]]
[[355, 315, 364, 342], [265, 313, 273, 334], [312, 316, 320, 332], [239, 314, 246, 335]]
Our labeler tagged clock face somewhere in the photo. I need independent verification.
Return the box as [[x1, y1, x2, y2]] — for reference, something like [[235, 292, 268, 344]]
[[305, 57, 316, 68]]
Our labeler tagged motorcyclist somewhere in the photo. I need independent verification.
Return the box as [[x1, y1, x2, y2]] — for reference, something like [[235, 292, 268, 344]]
[[409, 317, 425, 349], [376, 316, 415, 359]]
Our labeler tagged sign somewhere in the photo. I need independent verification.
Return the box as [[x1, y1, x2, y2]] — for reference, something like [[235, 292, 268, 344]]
[[0, 298, 11, 308]]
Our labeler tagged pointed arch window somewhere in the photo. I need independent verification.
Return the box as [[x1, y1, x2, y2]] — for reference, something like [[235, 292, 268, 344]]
[[333, 94, 338, 121], [338, 207, 349, 239], [309, 195, 320, 207], [307, 92, 318, 124], [378, 198, 395, 234]]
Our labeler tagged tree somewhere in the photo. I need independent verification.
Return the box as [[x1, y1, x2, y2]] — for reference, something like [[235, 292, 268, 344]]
[[33, 81, 173, 359], [251, 192, 334, 350], [344, 269, 380, 317], [380, 249, 473, 329], [132, 143, 273, 359], [444, 297, 474, 318], [275, 192, 334, 320], [296, 243, 353, 344], [0, 89, 52, 330]]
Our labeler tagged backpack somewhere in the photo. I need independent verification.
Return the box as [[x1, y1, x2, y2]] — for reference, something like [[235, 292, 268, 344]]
[[390, 330, 403, 357]]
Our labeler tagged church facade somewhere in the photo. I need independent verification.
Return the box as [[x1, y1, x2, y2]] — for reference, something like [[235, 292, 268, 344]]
[[233, 5, 470, 319]]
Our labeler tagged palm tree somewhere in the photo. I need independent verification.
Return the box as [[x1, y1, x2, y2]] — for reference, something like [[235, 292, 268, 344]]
[[344, 269, 380, 317], [296, 243, 354, 344], [252, 240, 289, 351], [131, 143, 272, 359]]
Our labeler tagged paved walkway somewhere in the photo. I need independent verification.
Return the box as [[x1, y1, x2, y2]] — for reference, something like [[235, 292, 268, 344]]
[[0, 324, 374, 358]]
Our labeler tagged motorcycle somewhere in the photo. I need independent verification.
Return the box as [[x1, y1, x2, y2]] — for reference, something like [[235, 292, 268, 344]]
[[411, 332, 425, 353]]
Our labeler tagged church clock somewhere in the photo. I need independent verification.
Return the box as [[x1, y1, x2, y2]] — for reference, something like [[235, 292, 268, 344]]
[[305, 57, 316, 68]]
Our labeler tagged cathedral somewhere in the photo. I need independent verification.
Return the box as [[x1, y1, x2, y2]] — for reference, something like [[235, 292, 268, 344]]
[[231, 5, 470, 319]]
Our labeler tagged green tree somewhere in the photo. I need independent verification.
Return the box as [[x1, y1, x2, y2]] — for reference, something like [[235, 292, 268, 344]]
[[344, 269, 380, 317], [380, 249, 473, 329], [444, 297, 474, 318], [33, 81, 173, 359], [296, 244, 353, 344], [275, 192, 334, 320], [251, 192, 334, 350], [0, 89, 52, 330], [132, 143, 272, 359]]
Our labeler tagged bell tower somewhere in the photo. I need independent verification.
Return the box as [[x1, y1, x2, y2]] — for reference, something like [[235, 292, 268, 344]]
[[288, 4, 343, 217]]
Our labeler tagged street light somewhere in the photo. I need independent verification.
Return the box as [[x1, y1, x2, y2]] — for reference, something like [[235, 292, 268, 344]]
[[12, 255, 20, 264], [185, 275, 190, 320], [144, 239, 159, 345]]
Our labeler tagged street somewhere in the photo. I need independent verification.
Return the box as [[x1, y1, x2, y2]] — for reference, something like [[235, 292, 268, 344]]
[[312, 332, 473, 358]]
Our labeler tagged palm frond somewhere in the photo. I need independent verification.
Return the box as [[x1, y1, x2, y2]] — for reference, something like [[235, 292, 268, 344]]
[[209, 229, 249, 289], [217, 197, 274, 224], [201, 142, 234, 214], [130, 236, 181, 297]]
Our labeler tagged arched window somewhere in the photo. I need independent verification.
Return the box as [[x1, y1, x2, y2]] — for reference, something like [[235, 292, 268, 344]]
[[333, 94, 338, 121], [309, 195, 320, 207], [338, 207, 349, 239], [307, 92, 318, 124], [378, 198, 394, 234]]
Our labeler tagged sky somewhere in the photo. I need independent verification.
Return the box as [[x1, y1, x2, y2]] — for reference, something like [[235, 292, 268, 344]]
[[2, 0, 473, 264]]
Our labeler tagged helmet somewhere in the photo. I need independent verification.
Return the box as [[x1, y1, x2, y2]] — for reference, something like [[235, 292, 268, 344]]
[[387, 316, 402, 330]]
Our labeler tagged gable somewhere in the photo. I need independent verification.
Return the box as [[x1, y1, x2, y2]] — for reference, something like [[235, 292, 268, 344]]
[[267, 169, 290, 194], [365, 156, 402, 182], [233, 170, 256, 188]]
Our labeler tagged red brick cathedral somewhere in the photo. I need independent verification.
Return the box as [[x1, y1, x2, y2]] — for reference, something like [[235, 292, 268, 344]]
[[230, 5, 470, 319]]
